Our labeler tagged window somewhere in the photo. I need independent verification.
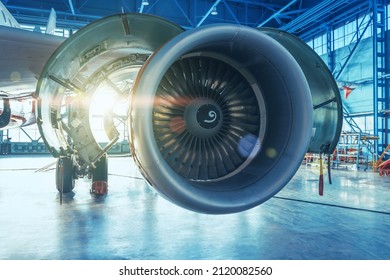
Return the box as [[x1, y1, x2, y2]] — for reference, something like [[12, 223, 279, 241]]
[[387, 4, 390, 30], [358, 14, 372, 39], [344, 21, 356, 45], [333, 25, 344, 50], [332, 13, 373, 51], [313, 34, 327, 55]]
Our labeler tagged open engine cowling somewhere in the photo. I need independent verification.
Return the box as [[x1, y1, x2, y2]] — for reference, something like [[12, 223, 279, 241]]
[[130, 24, 341, 214], [35, 13, 183, 165]]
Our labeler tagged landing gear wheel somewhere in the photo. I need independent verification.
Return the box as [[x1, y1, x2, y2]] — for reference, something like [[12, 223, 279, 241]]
[[91, 154, 108, 195], [55, 156, 76, 193]]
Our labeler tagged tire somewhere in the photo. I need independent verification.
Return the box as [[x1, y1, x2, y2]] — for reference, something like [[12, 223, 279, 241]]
[[56, 156, 76, 193]]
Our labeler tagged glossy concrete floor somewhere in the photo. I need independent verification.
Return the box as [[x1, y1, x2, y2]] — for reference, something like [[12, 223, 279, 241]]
[[0, 154, 389, 260]]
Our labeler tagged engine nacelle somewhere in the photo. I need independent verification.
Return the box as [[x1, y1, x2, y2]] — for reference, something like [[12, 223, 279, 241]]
[[258, 28, 342, 154], [130, 24, 342, 214]]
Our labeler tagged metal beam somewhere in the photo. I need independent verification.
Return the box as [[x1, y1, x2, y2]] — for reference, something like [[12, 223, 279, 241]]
[[257, 0, 297, 27], [372, 0, 383, 151], [281, 0, 335, 32], [281, 0, 365, 34], [174, 0, 194, 27], [227, 0, 281, 9], [6, 5, 100, 28], [78, 0, 92, 10], [67, 0, 75, 15], [298, 1, 370, 42], [333, 14, 372, 80], [223, 1, 240, 25], [196, 0, 222, 27], [6, 5, 99, 20]]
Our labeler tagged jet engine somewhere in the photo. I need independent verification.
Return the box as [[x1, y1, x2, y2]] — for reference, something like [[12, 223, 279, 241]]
[[35, 13, 342, 213], [130, 24, 342, 214]]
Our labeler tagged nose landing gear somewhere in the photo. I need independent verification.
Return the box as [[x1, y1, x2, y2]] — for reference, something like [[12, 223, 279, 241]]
[[55, 153, 109, 198]]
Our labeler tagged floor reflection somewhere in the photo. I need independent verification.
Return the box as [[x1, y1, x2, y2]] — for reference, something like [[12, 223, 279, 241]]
[[0, 155, 389, 259]]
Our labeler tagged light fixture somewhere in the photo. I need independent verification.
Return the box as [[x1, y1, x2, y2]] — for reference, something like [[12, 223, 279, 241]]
[[211, 6, 218, 15], [142, 0, 149, 5]]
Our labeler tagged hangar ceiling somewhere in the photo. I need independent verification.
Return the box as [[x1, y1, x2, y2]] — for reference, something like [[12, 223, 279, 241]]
[[2, 0, 370, 39], [2, 0, 312, 29]]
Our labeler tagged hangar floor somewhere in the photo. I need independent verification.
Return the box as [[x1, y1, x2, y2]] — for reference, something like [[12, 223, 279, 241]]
[[0, 154, 389, 260]]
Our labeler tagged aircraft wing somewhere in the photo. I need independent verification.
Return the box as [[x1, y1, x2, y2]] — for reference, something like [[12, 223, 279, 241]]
[[0, 26, 64, 129], [0, 25, 64, 96]]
